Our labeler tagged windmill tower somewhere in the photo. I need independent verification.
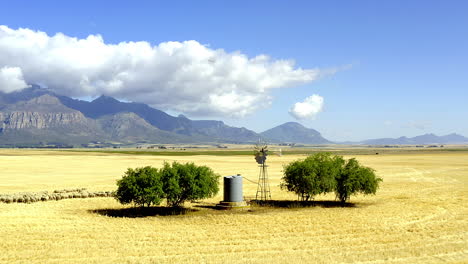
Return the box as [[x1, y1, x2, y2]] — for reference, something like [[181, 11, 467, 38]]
[[254, 141, 271, 201]]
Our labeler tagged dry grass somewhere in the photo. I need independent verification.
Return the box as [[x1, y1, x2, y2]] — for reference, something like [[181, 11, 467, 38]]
[[0, 149, 467, 263]]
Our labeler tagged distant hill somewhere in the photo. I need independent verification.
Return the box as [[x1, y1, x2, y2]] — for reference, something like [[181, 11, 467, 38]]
[[96, 112, 194, 143], [260, 122, 331, 144], [362, 133, 468, 145], [0, 85, 261, 146], [0, 94, 103, 145], [190, 118, 260, 143], [59, 94, 195, 134], [57, 90, 261, 142], [1, 85, 465, 147]]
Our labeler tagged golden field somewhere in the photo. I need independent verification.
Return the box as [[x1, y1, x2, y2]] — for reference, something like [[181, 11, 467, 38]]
[[0, 149, 467, 263]]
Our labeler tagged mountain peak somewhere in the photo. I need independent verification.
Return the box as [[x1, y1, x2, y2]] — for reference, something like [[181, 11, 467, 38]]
[[30, 94, 61, 105], [260, 122, 330, 144], [178, 114, 189, 120], [93, 95, 119, 103], [4, 93, 77, 114], [282, 122, 304, 128]]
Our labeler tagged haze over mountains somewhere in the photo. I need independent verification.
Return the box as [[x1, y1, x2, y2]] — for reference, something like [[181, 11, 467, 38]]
[[0, 85, 466, 147]]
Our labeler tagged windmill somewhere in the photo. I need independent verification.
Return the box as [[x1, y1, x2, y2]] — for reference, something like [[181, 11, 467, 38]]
[[254, 140, 271, 201]]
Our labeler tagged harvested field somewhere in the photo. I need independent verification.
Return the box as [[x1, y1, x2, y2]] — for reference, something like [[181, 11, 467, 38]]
[[0, 149, 467, 263]]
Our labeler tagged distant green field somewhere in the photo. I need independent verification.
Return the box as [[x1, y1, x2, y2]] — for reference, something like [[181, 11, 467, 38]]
[[67, 146, 468, 156]]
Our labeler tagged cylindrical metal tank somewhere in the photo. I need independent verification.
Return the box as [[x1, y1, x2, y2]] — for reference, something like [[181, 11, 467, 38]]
[[223, 175, 243, 202]]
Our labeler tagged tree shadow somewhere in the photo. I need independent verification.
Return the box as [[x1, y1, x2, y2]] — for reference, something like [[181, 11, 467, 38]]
[[91, 206, 197, 218], [250, 200, 357, 208], [192, 204, 224, 210], [91, 201, 359, 218]]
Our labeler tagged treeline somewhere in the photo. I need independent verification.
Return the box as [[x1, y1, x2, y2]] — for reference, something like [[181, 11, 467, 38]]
[[0, 143, 74, 148]]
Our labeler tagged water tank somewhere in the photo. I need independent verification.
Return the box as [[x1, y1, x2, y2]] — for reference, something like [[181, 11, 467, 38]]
[[223, 175, 243, 202]]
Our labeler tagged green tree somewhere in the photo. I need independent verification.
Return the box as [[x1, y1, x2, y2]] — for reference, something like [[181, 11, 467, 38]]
[[335, 158, 382, 204], [281, 153, 382, 203], [281, 153, 344, 201], [160, 161, 220, 207], [115, 166, 164, 207]]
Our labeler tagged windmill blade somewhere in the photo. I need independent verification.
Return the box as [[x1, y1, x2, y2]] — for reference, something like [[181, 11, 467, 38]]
[[253, 140, 268, 164]]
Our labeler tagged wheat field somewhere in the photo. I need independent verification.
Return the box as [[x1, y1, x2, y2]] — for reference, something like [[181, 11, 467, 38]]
[[0, 149, 467, 263]]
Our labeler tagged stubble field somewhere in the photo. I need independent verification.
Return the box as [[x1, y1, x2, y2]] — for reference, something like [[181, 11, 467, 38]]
[[0, 149, 467, 263]]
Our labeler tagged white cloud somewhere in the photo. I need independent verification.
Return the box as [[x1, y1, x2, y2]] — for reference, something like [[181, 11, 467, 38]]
[[0, 66, 28, 93], [289, 94, 324, 120], [0, 25, 329, 117]]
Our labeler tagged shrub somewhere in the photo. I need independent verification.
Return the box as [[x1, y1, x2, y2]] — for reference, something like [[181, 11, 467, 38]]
[[115, 166, 164, 207], [115, 162, 220, 208], [335, 158, 382, 203], [160, 161, 220, 207], [281, 153, 382, 203], [281, 153, 344, 201]]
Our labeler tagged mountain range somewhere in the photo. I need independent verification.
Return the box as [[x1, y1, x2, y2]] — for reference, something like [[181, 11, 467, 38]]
[[361, 133, 468, 145], [0, 85, 466, 147], [0, 86, 261, 146]]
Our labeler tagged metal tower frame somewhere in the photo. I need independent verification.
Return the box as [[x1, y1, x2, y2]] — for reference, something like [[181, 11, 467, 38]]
[[254, 141, 271, 201], [256, 163, 271, 201]]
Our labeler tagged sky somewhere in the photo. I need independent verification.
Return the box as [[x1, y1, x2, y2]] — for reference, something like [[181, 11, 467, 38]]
[[0, 0, 467, 141]]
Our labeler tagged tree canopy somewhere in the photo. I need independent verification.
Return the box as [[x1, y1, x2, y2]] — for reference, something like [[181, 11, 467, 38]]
[[281, 153, 382, 203], [335, 158, 382, 203], [161, 161, 220, 207], [115, 166, 164, 207], [115, 162, 220, 207]]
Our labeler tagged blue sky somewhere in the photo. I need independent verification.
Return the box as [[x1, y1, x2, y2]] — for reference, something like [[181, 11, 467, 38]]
[[1, 0, 467, 141]]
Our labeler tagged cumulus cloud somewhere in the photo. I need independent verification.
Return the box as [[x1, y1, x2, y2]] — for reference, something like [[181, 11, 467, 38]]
[[0, 66, 28, 93], [289, 94, 324, 120], [0, 25, 329, 117]]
